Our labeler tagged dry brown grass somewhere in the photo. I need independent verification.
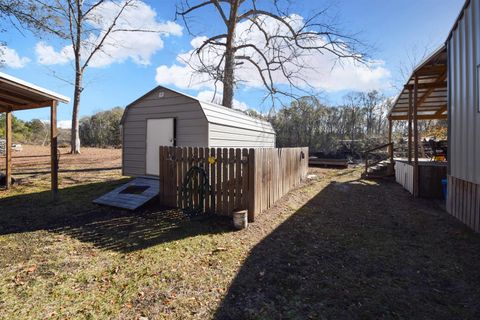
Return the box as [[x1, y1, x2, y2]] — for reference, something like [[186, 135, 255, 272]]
[[1, 151, 480, 319]]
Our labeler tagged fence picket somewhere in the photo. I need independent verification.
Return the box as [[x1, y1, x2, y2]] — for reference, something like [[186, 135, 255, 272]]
[[216, 148, 222, 214]]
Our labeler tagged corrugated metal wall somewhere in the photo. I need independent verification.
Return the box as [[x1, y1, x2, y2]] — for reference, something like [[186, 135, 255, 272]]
[[201, 101, 276, 148], [447, 0, 480, 185]]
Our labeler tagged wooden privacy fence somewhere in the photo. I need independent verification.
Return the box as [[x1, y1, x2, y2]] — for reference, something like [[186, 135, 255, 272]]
[[159, 146, 309, 221]]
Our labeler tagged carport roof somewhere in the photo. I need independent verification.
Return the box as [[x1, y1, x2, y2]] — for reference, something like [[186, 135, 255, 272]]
[[0, 72, 70, 112], [388, 46, 447, 121]]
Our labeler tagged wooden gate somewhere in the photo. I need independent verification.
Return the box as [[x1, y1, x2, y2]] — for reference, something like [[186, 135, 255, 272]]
[[159, 146, 308, 221]]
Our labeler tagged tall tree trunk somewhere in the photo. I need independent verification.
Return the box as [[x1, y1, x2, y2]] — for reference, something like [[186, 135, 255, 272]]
[[221, 0, 240, 108], [70, 0, 83, 154], [70, 69, 82, 154]]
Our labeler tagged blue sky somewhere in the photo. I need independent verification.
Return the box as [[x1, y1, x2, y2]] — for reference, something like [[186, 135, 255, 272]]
[[0, 0, 465, 127]]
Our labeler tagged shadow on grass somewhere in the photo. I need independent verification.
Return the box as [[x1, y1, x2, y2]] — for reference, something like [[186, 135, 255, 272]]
[[0, 179, 232, 253], [215, 178, 480, 319]]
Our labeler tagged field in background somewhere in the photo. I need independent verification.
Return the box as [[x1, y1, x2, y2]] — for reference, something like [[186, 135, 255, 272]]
[[0, 145, 121, 191]]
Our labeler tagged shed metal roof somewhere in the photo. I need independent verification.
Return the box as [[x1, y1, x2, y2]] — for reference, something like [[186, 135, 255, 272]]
[[122, 85, 275, 134], [388, 46, 448, 120], [0, 72, 70, 112]]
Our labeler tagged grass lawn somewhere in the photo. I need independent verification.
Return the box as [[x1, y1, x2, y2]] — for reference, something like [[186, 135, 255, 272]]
[[2, 149, 480, 319]]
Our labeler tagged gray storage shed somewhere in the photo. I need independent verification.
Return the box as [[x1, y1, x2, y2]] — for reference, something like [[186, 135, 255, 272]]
[[121, 86, 276, 177]]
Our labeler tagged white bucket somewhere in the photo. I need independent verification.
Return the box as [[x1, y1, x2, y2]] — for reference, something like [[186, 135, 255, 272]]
[[233, 210, 248, 230]]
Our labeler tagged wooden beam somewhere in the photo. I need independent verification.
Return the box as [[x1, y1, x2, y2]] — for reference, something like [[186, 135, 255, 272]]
[[0, 89, 37, 104], [414, 65, 447, 75], [51, 100, 59, 200], [388, 117, 393, 166], [9, 100, 52, 111], [394, 106, 446, 112], [408, 89, 412, 164], [404, 81, 447, 90], [391, 114, 448, 120], [413, 75, 419, 198], [416, 72, 447, 107], [5, 110, 12, 189], [435, 105, 448, 115]]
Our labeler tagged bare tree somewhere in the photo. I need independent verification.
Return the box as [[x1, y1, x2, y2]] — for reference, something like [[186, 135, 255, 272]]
[[55, 0, 141, 154], [176, 0, 365, 108], [1, 0, 169, 154]]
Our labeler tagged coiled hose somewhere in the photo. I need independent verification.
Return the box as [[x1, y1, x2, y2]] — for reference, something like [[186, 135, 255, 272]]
[[181, 166, 210, 217]]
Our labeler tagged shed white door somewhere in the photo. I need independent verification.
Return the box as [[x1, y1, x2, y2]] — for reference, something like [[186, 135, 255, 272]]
[[146, 118, 174, 176]]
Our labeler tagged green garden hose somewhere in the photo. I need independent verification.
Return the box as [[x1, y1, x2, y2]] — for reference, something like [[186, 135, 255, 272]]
[[181, 166, 210, 217]]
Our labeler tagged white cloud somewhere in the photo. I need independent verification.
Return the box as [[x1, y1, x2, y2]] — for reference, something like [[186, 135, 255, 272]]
[[197, 90, 249, 111], [35, 0, 182, 68], [0, 46, 30, 68], [155, 14, 391, 94], [58, 120, 71, 129], [35, 42, 73, 65]]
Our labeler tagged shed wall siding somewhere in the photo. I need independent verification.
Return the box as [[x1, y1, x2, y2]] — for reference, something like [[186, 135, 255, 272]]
[[122, 89, 208, 177], [208, 123, 276, 148], [448, 0, 480, 185]]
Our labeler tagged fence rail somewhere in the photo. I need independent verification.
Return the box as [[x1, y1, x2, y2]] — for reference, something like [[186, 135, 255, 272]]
[[159, 146, 308, 221]]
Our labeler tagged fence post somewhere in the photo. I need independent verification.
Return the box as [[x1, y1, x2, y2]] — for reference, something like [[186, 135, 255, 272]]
[[159, 146, 164, 205], [247, 148, 256, 222]]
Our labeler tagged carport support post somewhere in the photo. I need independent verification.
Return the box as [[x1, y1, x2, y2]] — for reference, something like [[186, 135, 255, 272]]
[[50, 100, 59, 200], [388, 117, 393, 163], [5, 109, 12, 189], [408, 88, 413, 164], [413, 75, 419, 198]]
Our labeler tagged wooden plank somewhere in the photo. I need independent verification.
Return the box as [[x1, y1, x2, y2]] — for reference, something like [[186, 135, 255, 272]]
[[242, 148, 248, 211], [222, 148, 228, 215], [408, 89, 413, 163], [5, 110, 12, 189], [259, 148, 264, 213], [187, 147, 193, 209], [235, 148, 241, 210], [413, 75, 419, 197], [210, 148, 216, 213], [216, 148, 222, 215], [176, 147, 182, 207], [204, 147, 210, 213], [269, 149, 273, 207], [247, 148, 255, 221], [199, 147, 204, 212], [193, 147, 199, 208], [181, 146, 188, 208], [170, 147, 176, 207], [158, 146, 164, 205], [228, 148, 235, 215]]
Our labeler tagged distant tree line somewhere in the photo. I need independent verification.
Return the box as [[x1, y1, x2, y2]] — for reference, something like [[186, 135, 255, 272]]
[[0, 113, 57, 145], [79, 107, 124, 148], [254, 90, 394, 158], [0, 107, 124, 148]]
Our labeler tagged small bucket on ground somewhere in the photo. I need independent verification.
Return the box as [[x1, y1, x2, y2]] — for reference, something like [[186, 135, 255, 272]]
[[233, 210, 248, 230]]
